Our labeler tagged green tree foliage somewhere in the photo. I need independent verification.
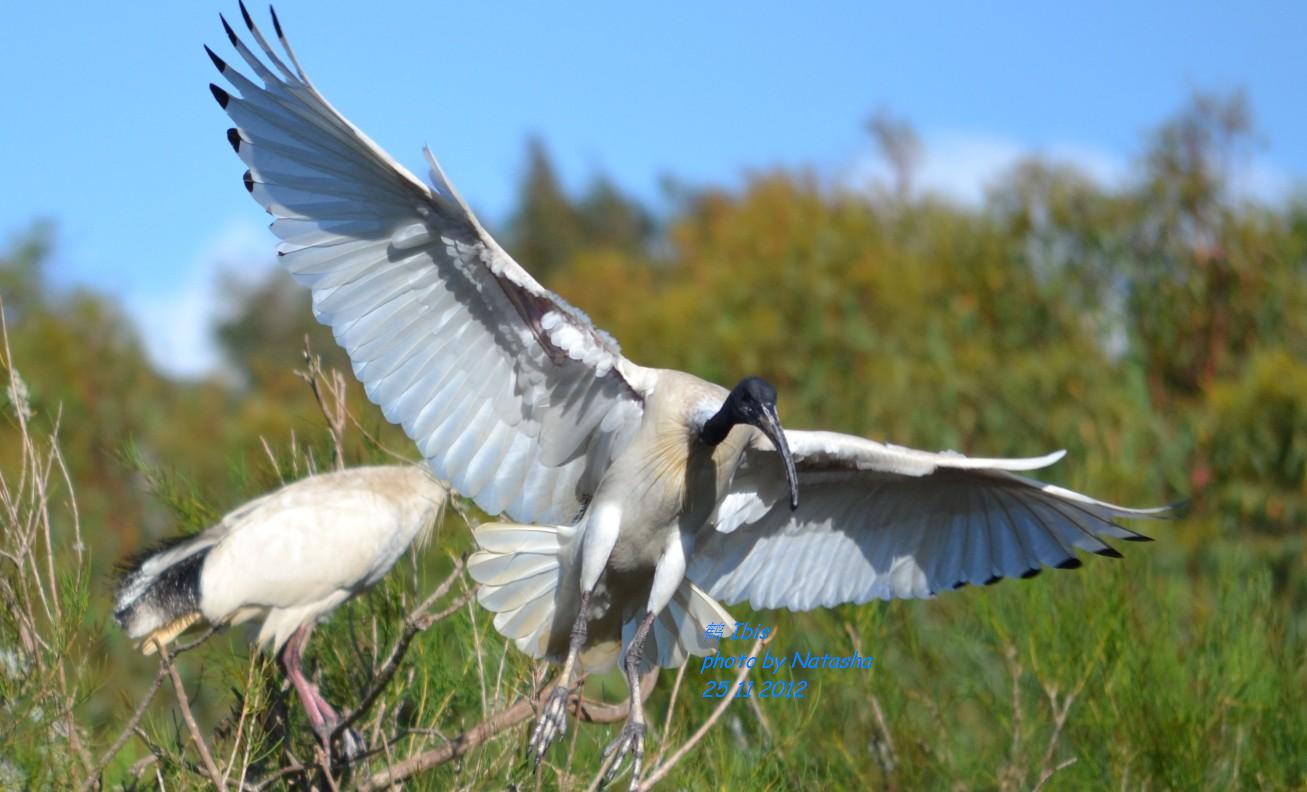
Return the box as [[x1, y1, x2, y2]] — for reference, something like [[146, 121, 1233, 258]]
[[214, 269, 348, 390], [506, 137, 654, 281]]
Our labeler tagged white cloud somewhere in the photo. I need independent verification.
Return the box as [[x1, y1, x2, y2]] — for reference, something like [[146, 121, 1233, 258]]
[[916, 133, 1029, 204], [852, 130, 1127, 205], [1233, 158, 1295, 204], [127, 218, 274, 380], [852, 129, 1295, 206]]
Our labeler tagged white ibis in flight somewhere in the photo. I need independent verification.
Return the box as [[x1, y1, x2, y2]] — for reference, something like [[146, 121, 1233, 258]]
[[205, 6, 1173, 786], [113, 465, 447, 757]]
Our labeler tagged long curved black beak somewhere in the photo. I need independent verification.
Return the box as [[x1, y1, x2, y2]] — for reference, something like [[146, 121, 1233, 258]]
[[757, 404, 800, 510]]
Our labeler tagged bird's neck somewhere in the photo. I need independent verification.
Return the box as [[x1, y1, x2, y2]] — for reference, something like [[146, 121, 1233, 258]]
[[699, 409, 735, 446]]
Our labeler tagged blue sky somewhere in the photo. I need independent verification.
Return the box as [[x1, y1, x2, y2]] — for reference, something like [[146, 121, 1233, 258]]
[[2, 1, 1303, 376]]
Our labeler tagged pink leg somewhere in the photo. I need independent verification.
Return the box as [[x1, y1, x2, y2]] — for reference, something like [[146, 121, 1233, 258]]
[[281, 624, 330, 737], [280, 623, 363, 759], [313, 689, 340, 724]]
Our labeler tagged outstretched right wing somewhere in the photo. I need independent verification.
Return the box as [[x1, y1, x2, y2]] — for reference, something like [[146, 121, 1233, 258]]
[[691, 430, 1173, 609]]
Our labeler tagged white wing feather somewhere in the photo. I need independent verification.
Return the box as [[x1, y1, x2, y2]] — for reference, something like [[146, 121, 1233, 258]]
[[208, 8, 651, 524], [690, 430, 1172, 610]]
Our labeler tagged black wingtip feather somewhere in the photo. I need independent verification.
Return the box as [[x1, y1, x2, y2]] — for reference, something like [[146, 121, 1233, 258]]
[[1122, 533, 1154, 542], [210, 83, 230, 108], [204, 45, 227, 73], [239, 0, 254, 30], [1095, 546, 1124, 559], [220, 14, 239, 46], [243, 170, 254, 192], [270, 6, 284, 38], [226, 128, 242, 153], [984, 574, 1003, 586], [1056, 557, 1083, 570], [1020, 568, 1041, 580]]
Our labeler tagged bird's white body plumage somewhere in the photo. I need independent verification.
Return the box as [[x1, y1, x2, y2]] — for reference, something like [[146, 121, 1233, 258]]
[[201, 466, 446, 649], [114, 466, 446, 653]]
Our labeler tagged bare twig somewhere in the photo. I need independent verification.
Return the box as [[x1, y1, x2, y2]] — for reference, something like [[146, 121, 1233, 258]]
[[659, 662, 688, 749], [352, 666, 657, 791], [637, 631, 776, 791], [1033, 757, 1079, 792], [747, 696, 774, 744], [159, 638, 227, 791], [353, 693, 536, 791], [844, 621, 894, 787], [222, 654, 262, 788], [868, 694, 897, 785], [80, 631, 220, 791], [295, 337, 347, 471], [999, 644, 1025, 792], [314, 743, 341, 792], [80, 666, 169, 792], [1031, 664, 1089, 791], [341, 410, 419, 466], [127, 754, 158, 779], [332, 558, 471, 741], [467, 578, 489, 719], [247, 760, 311, 792]]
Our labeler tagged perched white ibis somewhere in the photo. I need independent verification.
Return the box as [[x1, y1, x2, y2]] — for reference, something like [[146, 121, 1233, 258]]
[[113, 465, 447, 757], [206, 6, 1173, 786]]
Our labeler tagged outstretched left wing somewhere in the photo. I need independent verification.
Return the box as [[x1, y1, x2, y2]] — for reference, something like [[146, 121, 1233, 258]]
[[206, 5, 655, 524], [689, 430, 1172, 610]]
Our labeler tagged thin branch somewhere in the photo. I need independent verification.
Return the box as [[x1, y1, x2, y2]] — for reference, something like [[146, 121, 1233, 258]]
[[332, 559, 471, 742], [353, 694, 536, 791], [222, 654, 262, 788], [80, 666, 168, 792], [79, 595, 220, 789], [467, 578, 489, 719], [747, 695, 774, 744], [1000, 643, 1025, 792], [159, 637, 227, 791], [295, 337, 346, 471], [637, 631, 776, 791], [351, 666, 656, 791], [248, 758, 311, 791], [844, 621, 894, 786], [342, 410, 419, 466], [1033, 675, 1083, 790], [1033, 757, 1078, 792], [659, 663, 689, 748]]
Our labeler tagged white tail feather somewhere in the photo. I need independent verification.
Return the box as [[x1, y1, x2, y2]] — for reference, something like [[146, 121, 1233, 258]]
[[470, 522, 734, 673], [470, 522, 567, 660]]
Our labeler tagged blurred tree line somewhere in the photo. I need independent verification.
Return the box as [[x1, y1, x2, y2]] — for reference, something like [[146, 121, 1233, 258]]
[[1, 90, 1303, 788]]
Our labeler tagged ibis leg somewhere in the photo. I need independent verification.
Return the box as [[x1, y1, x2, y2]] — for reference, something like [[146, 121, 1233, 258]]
[[603, 610, 656, 791], [280, 624, 365, 760], [530, 589, 590, 766], [282, 624, 328, 736]]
